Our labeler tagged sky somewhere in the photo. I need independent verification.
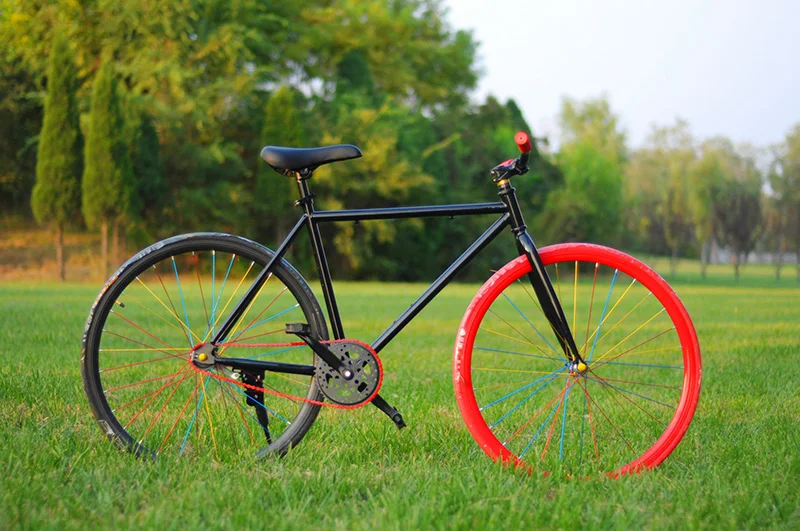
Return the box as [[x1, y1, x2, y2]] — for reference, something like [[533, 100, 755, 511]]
[[443, 0, 799, 148]]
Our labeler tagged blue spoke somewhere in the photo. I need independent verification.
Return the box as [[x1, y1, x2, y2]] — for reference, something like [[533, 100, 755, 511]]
[[246, 344, 305, 360], [209, 254, 236, 335], [588, 270, 618, 362], [489, 369, 566, 429], [518, 391, 564, 458], [172, 256, 193, 347], [578, 379, 587, 466], [231, 303, 300, 341], [601, 360, 683, 369], [587, 376, 675, 410], [180, 375, 210, 454], [224, 381, 291, 424], [209, 250, 216, 337], [214, 377, 272, 440], [501, 293, 563, 360], [480, 368, 565, 411], [558, 380, 575, 460], [474, 346, 562, 363]]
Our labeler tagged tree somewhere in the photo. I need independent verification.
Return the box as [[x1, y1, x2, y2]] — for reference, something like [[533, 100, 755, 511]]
[[535, 140, 623, 246], [688, 138, 729, 278], [712, 146, 764, 281], [559, 95, 627, 165], [253, 86, 305, 247], [30, 32, 83, 281], [630, 121, 696, 276], [82, 59, 135, 275], [768, 124, 800, 282]]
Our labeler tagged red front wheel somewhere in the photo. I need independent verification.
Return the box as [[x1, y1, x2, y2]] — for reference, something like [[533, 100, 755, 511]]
[[453, 244, 701, 477]]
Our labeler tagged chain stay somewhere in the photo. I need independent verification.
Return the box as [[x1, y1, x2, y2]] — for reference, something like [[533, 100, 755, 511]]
[[190, 339, 383, 410]]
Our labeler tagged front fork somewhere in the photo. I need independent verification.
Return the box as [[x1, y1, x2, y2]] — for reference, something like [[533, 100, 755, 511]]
[[497, 181, 585, 365]]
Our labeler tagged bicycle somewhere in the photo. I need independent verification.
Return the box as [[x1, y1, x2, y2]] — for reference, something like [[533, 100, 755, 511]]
[[81, 132, 701, 477]]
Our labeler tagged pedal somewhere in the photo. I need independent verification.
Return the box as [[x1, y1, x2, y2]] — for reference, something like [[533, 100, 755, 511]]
[[372, 394, 406, 430]]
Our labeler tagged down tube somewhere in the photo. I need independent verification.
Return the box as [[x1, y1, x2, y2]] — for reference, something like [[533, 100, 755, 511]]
[[370, 213, 511, 353]]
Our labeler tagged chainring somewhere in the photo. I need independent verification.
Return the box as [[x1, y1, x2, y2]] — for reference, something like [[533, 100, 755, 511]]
[[315, 341, 382, 406]]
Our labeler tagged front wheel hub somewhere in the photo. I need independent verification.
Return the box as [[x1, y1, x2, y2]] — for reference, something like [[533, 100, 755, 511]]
[[569, 360, 588, 376]]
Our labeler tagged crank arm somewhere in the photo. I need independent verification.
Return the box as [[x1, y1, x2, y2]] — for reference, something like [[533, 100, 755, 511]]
[[285, 323, 353, 379], [214, 357, 315, 376]]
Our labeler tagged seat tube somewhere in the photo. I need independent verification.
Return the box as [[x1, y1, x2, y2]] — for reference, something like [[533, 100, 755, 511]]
[[496, 180, 583, 362], [295, 177, 346, 339]]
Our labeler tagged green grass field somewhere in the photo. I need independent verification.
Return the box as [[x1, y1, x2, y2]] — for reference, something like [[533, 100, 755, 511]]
[[1, 260, 799, 529]]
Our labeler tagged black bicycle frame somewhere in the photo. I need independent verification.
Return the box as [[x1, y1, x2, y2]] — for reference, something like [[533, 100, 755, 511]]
[[211, 176, 583, 369]]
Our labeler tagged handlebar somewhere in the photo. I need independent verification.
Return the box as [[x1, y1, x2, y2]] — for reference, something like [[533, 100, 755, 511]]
[[515, 131, 532, 153], [490, 131, 532, 183]]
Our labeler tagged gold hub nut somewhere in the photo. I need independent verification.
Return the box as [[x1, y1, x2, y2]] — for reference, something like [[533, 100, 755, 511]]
[[198, 353, 208, 362]]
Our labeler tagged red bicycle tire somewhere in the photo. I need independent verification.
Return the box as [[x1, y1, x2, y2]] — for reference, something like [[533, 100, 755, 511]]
[[453, 243, 702, 477]]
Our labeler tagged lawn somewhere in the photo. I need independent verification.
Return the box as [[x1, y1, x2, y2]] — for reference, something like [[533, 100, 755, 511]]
[[1, 260, 799, 529]]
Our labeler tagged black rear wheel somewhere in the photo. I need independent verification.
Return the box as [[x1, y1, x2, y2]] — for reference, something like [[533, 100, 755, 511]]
[[81, 233, 327, 459]]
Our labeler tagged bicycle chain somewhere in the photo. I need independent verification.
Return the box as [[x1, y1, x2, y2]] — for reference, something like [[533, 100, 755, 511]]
[[187, 339, 383, 410]]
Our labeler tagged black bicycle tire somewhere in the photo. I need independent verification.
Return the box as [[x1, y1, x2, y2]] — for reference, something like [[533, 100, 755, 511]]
[[81, 232, 328, 458]]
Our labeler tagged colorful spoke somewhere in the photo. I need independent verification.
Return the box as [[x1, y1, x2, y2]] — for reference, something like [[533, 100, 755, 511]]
[[489, 369, 565, 429], [171, 256, 193, 345], [479, 369, 565, 411], [193, 252, 210, 332], [499, 294, 562, 359]]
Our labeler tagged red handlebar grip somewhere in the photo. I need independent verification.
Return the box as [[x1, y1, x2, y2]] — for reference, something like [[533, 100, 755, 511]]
[[515, 131, 532, 153]]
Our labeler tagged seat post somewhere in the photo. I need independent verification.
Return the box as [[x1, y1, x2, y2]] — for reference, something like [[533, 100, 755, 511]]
[[295, 174, 315, 212]]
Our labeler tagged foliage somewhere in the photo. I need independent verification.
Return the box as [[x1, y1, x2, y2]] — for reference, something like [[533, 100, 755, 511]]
[[81, 59, 135, 229], [30, 31, 82, 229]]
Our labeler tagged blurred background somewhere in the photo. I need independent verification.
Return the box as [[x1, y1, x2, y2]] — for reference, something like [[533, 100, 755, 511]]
[[1, 0, 798, 284]]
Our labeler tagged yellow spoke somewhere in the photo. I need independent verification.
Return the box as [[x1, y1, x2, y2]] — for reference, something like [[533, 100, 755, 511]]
[[580, 278, 637, 354], [593, 308, 666, 364], [122, 293, 188, 336], [271, 372, 309, 388], [100, 347, 188, 352], [203, 386, 219, 460], [204, 261, 256, 342], [134, 277, 204, 344], [473, 367, 563, 375], [595, 292, 653, 345], [480, 327, 542, 349], [218, 273, 272, 354], [572, 261, 578, 335]]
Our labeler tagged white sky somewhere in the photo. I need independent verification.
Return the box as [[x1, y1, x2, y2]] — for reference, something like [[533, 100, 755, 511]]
[[443, 0, 799, 148]]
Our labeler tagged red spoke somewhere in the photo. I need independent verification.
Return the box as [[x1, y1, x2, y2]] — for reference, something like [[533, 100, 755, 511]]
[[583, 263, 599, 354], [505, 379, 570, 445], [113, 374, 192, 412], [123, 362, 193, 428], [141, 369, 195, 441], [153, 266, 192, 347], [589, 370, 668, 426], [540, 376, 574, 461], [589, 375, 681, 391], [158, 377, 204, 454], [591, 371, 653, 439], [193, 253, 210, 331], [106, 362, 190, 394], [102, 353, 184, 373], [212, 373, 239, 453], [102, 329, 187, 361], [215, 377, 257, 446], [225, 328, 284, 344], [581, 380, 636, 454], [237, 284, 284, 337], [110, 310, 173, 348], [592, 328, 675, 370], [576, 377, 599, 461]]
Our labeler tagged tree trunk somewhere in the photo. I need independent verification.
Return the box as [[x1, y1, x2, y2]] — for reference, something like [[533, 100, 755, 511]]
[[100, 217, 109, 277], [700, 239, 708, 279], [733, 252, 740, 282], [670, 246, 678, 278], [111, 220, 120, 269], [55, 223, 65, 282], [775, 235, 785, 281], [797, 251, 800, 284]]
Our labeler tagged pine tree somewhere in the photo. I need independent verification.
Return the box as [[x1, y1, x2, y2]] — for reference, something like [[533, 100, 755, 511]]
[[82, 59, 135, 275], [254, 86, 304, 246], [31, 31, 83, 281]]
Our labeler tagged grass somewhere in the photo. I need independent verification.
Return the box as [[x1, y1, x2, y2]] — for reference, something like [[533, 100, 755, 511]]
[[1, 260, 799, 529]]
